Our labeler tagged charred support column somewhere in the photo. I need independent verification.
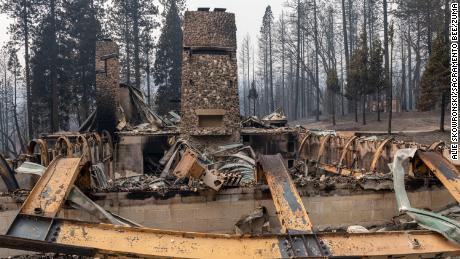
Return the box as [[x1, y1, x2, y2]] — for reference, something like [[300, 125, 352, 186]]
[[181, 8, 240, 148], [95, 39, 120, 134]]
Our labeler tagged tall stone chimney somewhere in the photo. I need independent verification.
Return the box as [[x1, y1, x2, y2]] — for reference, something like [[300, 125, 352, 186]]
[[180, 8, 240, 147], [95, 39, 120, 134]]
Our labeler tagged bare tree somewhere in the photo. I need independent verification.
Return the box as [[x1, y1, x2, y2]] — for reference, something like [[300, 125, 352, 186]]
[[383, 0, 391, 134], [313, 0, 320, 121], [7, 46, 25, 152]]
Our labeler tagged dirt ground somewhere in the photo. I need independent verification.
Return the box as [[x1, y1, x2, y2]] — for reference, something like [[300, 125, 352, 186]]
[[292, 111, 451, 145]]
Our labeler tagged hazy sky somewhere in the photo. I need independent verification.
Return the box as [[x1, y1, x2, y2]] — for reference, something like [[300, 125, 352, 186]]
[[0, 1, 285, 47], [187, 0, 285, 47], [0, 14, 9, 45]]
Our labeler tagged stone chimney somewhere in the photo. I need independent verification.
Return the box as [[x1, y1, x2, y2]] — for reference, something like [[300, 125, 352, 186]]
[[95, 39, 120, 134], [180, 8, 240, 147]]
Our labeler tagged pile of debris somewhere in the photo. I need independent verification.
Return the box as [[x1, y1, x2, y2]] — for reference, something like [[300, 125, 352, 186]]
[[289, 159, 441, 195], [241, 110, 288, 129], [320, 203, 460, 235], [80, 84, 177, 134], [99, 175, 186, 194], [262, 110, 288, 127], [99, 139, 257, 194]]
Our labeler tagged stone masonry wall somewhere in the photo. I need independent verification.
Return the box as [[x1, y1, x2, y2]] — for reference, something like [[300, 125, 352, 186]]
[[181, 10, 240, 147], [96, 40, 120, 133], [181, 53, 240, 136], [183, 11, 236, 49]]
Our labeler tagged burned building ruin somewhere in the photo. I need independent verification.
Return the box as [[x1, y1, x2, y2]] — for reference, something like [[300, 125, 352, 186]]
[[0, 7, 460, 259]]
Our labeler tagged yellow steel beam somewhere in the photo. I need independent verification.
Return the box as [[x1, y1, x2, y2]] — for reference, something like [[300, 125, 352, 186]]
[[258, 154, 313, 234], [1, 219, 460, 258], [321, 231, 460, 257], [55, 220, 283, 258], [417, 151, 460, 203], [20, 156, 84, 217]]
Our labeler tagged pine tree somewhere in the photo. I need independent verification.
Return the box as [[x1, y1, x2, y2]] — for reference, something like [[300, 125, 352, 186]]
[[64, 0, 103, 122], [347, 29, 369, 124], [30, 14, 55, 134], [153, 0, 182, 115], [109, 0, 133, 84], [418, 35, 449, 131], [6, 45, 25, 152], [368, 39, 384, 121], [30, 0, 104, 132], [109, 0, 158, 88], [383, 0, 391, 133], [326, 69, 339, 126]]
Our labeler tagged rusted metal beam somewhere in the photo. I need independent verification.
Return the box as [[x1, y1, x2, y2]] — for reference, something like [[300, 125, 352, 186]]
[[258, 154, 313, 234], [296, 132, 312, 156], [337, 136, 357, 168], [321, 230, 460, 257], [3, 217, 290, 258], [27, 139, 49, 166], [172, 148, 224, 191], [316, 134, 331, 163], [76, 135, 91, 162], [428, 140, 445, 151], [55, 136, 73, 157], [1, 218, 459, 258], [172, 149, 205, 178], [89, 132, 103, 162], [18, 156, 85, 217], [316, 162, 362, 177], [417, 151, 460, 203], [2, 150, 460, 258], [369, 137, 393, 173]]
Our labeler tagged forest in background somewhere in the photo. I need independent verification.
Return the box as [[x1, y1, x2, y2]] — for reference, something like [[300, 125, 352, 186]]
[[241, 0, 450, 129], [0, 0, 184, 157], [0, 0, 452, 158]]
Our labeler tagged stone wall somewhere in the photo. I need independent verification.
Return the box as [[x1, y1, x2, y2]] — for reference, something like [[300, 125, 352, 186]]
[[95, 39, 120, 134], [183, 10, 236, 49], [180, 10, 240, 148]]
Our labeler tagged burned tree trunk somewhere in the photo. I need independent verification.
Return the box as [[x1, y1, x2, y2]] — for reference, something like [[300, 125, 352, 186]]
[[313, 0, 320, 121]]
